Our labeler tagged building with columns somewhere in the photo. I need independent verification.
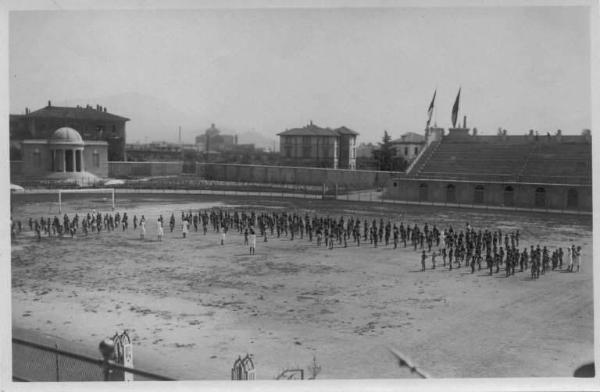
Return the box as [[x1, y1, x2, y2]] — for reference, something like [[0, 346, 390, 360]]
[[10, 100, 128, 161], [19, 127, 108, 181]]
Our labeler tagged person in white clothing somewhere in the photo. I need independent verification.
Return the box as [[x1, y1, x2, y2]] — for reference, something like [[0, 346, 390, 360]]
[[157, 218, 164, 241], [182, 219, 189, 238], [250, 232, 257, 255], [567, 246, 573, 272], [140, 217, 146, 240], [220, 227, 226, 245]]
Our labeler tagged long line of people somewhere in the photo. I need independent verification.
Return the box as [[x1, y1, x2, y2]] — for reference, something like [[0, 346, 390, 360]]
[[11, 207, 584, 276]]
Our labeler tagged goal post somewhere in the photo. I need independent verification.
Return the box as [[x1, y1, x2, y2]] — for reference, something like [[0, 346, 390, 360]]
[[57, 188, 115, 214]]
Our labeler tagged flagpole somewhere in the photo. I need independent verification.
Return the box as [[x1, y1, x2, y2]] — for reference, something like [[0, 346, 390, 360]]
[[434, 85, 437, 127]]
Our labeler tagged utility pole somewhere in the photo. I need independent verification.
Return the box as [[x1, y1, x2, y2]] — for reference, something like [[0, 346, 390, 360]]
[[179, 126, 183, 161]]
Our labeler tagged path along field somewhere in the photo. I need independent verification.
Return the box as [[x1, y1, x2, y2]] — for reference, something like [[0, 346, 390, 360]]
[[10, 193, 594, 379]]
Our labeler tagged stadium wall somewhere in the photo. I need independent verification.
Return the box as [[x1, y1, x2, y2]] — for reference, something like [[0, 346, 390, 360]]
[[196, 163, 404, 188], [384, 178, 592, 211], [108, 161, 183, 178]]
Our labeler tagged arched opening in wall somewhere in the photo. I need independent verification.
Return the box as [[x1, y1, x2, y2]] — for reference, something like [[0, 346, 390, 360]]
[[418, 183, 428, 202], [534, 187, 546, 208], [446, 184, 456, 203], [33, 148, 41, 168], [474, 185, 484, 204], [567, 188, 578, 209], [504, 186, 514, 206]]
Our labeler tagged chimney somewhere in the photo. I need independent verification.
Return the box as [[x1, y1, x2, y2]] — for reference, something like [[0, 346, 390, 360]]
[[25, 107, 29, 115], [463, 115, 467, 129], [47, 100, 51, 107]]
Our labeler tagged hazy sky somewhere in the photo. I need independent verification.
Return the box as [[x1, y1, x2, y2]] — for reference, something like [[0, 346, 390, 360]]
[[9, 6, 591, 143]]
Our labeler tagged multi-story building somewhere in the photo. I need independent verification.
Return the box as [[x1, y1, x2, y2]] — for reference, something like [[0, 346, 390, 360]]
[[277, 122, 358, 169], [195, 123, 237, 153], [10, 101, 129, 161], [390, 132, 426, 162]]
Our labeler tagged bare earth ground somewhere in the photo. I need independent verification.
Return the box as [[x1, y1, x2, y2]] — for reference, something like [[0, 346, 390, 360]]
[[10, 194, 594, 379]]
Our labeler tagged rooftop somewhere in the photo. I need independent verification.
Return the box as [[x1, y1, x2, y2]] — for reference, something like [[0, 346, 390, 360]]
[[391, 132, 425, 144], [278, 122, 358, 137], [50, 127, 84, 145], [26, 103, 130, 122]]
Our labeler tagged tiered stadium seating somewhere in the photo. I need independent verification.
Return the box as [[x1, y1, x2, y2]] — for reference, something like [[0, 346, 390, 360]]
[[416, 142, 532, 181], [414, 139, 591, 185], [519, 143, 591, 184]]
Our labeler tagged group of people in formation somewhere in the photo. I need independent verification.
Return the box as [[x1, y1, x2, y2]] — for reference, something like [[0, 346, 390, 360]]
[[12, 207, 584, 276]]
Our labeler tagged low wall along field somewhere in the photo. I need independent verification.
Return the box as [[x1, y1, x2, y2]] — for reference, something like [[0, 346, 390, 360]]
[[109, 161, 183, 178], [385, 178, 592, 212], [196, 163, 403, 188]]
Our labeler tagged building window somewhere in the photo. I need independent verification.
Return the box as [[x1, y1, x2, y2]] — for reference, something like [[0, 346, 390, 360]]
[[96, 125, 104, 138], [534, 187, 546, 208], [302, 145, 311, 158], [419, 183, 428, 202], [504, 186, 514, 206], [474, 185, 485, 204], [33, 148, 41, 168], [567, 188, 578, 209], [414, 147, 419, 155], [93, 150, 100, 167], [446, 184, 456, 203], [112, 124, 117, 134], [393, 182, 398, 187], [284, 146, 292, 158], [404, 147, 408, 156]]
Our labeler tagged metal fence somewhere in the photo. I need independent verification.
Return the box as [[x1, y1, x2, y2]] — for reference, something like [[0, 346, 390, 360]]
[[12, 338, 173, 382]]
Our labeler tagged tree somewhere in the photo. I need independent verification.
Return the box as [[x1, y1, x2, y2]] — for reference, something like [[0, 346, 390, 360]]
[[372, 131, 395, 171]]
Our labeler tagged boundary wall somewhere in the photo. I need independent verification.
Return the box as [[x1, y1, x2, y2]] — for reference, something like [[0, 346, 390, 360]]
[[196, 162, 403, 188], [385, 178, 592, 212], [108, 161, 183, 178]]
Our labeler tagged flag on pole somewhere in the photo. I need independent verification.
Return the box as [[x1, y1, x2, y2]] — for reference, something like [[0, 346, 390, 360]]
[[426, 90, 436, 128], [451, 87, 461, 128]]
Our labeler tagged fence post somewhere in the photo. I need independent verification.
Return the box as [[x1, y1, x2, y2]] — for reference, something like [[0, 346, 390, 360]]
[[55, 343, 60, 381]]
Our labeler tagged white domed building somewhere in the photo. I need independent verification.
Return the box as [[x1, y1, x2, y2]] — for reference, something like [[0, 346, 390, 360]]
[[20, 127, 108, 183]]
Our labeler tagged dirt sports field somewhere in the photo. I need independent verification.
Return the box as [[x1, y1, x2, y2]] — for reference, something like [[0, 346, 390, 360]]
[[10, 193, 594, 379]]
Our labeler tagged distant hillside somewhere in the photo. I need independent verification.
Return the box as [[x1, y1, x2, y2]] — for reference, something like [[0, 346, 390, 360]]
[[236, 130, 277, 151]]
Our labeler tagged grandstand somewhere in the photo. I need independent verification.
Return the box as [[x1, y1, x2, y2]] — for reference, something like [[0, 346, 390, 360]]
[[387, 129, 592, 211]]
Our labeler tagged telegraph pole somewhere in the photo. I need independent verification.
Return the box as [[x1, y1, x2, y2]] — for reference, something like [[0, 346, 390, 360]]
[[179, 126, 183, 161]]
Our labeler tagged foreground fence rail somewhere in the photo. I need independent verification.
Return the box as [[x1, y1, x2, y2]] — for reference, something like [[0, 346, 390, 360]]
[[12, 338, 174, 382]]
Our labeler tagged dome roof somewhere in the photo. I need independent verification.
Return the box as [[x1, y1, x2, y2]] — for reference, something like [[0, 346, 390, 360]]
[[50, 127, 84, 145]]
